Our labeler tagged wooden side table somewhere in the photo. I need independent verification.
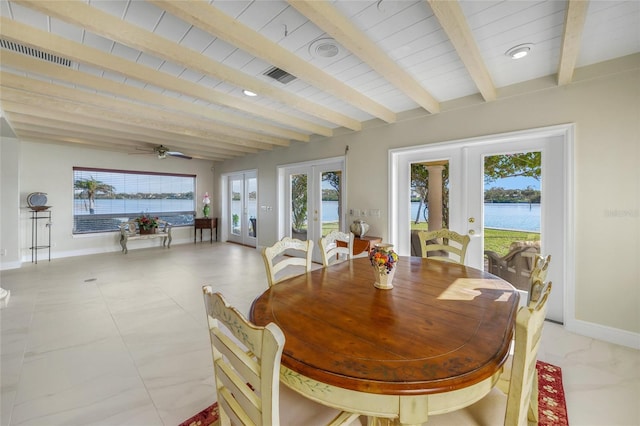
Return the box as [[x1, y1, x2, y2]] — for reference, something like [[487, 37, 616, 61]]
[[194, 217, 217, 243], [338, 235, 382, 256]]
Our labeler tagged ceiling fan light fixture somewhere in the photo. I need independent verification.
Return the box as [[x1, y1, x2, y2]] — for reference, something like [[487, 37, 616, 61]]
[[243, 89, 257, 97], [506, 43, 534, 59], [157, 152, 167, 159]]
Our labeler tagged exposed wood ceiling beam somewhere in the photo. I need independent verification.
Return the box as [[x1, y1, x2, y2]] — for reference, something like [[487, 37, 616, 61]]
[[287, 0, 439, 114], [152, 0, 396, 124], [426, 0, 496, 102], [13, 128, 236, 161], [7, 113, 257, 156], [0, 18, 332, 137], [13, 0, 360, 131], [0, 72, 290, 147], [12, 130, 234, 161], [0, 90, 285, 151], [558, 0, 590, 85], [0, 51, 310, 143]]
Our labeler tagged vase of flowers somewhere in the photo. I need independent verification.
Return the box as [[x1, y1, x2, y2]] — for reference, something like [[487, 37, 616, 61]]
[[135, 213, 159, 234], [202, 192, 211, 218], [370, 243, 399, 290]]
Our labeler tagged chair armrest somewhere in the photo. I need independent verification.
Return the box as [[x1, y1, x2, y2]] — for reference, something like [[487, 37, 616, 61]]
[[157, 220, 172, 235], [120, 221, 136, 236], [484, 250, 502, 261]]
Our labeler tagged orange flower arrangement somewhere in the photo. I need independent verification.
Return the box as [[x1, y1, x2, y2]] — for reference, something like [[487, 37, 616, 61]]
[[370, 244, 398, 274]]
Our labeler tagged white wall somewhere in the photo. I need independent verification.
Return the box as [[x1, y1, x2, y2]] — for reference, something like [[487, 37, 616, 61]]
[[216, 56, 640, 344], [0, 137, 21, 269], [3, 142, 215, 262]]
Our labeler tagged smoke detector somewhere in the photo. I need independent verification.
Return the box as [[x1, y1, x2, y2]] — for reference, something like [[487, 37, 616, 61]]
[[309, 38, 340, 59]]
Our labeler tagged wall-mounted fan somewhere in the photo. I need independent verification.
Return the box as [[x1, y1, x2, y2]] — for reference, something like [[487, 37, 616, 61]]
[[131, 145, 192, 160]]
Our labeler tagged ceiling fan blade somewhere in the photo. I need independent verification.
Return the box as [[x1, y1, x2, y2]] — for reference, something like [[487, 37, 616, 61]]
[[167, 151, 192, 160]]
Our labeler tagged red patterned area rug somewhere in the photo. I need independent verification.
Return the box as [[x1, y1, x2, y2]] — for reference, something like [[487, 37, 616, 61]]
[[537, 360, 569, 426], [179, 361, 568, 426]]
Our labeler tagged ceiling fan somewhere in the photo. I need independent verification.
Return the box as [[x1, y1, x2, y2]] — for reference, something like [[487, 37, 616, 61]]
[[132, 145, 192, 160]]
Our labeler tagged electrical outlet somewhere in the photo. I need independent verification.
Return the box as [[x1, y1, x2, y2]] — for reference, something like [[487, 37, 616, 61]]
[[370, 209, 381, 218]]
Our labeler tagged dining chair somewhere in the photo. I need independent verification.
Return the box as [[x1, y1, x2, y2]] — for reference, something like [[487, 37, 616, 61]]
[[417, 229, 471, 265], [318, 231, 355, 267], [528, 254, 551, 306], [426, 280, 553, 426], [202, 287, 361, 426], [262, 237, 314, 286]]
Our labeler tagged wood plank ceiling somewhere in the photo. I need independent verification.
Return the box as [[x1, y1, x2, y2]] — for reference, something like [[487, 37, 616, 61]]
[[0, 0, 638, 162]]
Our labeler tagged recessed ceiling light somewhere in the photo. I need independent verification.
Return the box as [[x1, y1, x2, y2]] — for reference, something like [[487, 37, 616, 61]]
[[505, 43, 534, 59], [243, 89, 257, 97]]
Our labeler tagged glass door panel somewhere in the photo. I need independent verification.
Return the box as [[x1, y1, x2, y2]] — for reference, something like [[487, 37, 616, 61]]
[[280, 159, 345, 263], [227, 171, 257, 247], [290, 172, 309, 241], [230, 178, 243, 237]]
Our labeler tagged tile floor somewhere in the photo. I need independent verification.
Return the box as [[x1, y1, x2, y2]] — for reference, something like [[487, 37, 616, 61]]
[[1, 242, 638, 426]]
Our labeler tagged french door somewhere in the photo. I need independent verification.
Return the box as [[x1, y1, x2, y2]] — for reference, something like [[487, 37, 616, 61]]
[[390, 126, 572, 323], [279, 158, 345, 263], [226, 170, 257, 247]]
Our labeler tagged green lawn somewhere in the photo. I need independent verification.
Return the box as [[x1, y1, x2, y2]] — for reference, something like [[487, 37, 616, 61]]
[[323, 222, 538, 257]]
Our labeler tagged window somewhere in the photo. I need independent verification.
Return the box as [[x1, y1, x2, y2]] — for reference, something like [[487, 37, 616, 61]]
[[73, 167, 195, 234]]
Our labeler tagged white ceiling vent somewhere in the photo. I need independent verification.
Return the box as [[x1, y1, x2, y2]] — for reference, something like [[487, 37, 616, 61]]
[[0, 39, 72, 67], [263, 66, 297, 84]]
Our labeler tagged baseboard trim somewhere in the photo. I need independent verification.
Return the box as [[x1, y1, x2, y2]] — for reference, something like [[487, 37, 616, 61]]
[[0, 260, 22, 271], [18, 238, 195, 262], [565, 317, 640, 349]]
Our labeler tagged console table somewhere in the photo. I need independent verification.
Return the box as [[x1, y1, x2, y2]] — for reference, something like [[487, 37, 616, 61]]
[[338, 235, 382, 256], [194, 217, 217, 243]]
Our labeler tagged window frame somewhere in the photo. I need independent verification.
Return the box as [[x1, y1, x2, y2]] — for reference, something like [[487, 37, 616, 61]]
[[73, 167, 196, 235]]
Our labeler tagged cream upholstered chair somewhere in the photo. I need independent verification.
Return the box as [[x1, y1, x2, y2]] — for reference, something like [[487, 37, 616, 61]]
[[426, 281, 553, 426], [202, 287, 360, 426], [262, 237, 314, 286], [318, 231, 356, 267], [417, 229, 471, 265]]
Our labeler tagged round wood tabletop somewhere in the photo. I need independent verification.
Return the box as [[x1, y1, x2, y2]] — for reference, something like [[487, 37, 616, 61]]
[[250, 256, 519, 396]]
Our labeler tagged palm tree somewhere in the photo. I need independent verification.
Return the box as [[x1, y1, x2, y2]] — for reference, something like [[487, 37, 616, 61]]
[[74, 176, 115, 214]]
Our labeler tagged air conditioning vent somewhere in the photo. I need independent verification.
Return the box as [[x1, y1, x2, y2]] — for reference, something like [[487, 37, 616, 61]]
[[263, 66, 297, 84], [0, 39, 72, 67]]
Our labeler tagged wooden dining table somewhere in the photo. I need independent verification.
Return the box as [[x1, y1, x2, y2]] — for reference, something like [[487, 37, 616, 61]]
[[250, 256, 519, 425]]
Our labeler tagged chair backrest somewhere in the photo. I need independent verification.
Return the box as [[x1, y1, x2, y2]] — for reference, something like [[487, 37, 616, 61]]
[[505, 281, 553, 426], [417, 229, 471, 264], [202, 287, 285, 425], [318, 231, 354, 267], [262, 237, 314, 286], [527, 254, 551, 306]]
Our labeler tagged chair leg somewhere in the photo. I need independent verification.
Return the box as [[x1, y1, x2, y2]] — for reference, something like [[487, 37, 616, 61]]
[[528, 373, 539, 424]]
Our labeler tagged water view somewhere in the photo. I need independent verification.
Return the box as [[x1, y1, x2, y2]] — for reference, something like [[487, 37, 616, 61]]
[[321, 201, 540, 232], [82, 200, 540, 233]]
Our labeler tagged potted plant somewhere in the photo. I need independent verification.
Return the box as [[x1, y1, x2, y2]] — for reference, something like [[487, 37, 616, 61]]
[[135, 213, 159, 234]]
